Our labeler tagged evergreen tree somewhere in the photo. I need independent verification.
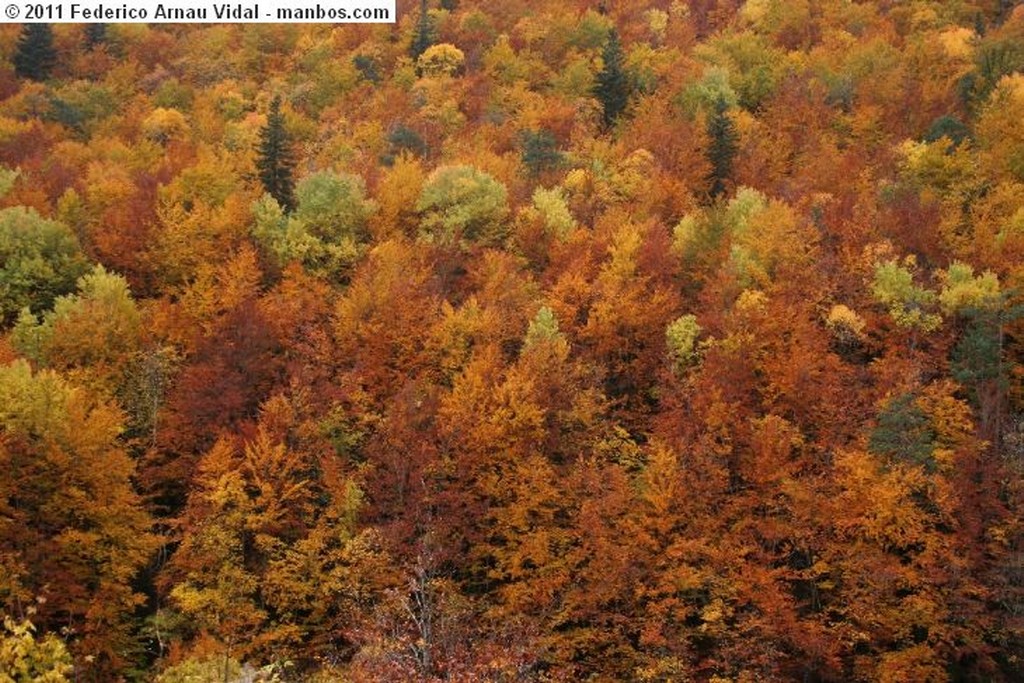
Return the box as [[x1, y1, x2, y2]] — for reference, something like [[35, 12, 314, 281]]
[[83, 23, 107, 50], [706, 94, 738, 199], [520, 129, 563, 176], [593, 29, 630, 129], [256, 96, 297, 213], [13, 24, 57, 82], [410, 0, 433, 61]]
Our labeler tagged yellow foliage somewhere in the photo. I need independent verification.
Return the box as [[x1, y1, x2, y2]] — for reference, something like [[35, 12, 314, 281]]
[[938, 26, 976, 60], [141, 107, 190, 144], [417, 43, 466, 78], [826, 303, 867, 341]]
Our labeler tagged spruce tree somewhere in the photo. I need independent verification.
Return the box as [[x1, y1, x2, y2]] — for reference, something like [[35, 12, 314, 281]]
[[593, 29, 629, 129], [410, 0, 433, 61], [13, 24, 57, 82], [706, 94, 738, 199], [256, 96, 297, 213]]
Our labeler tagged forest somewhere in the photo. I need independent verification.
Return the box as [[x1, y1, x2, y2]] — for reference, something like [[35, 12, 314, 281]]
[[2, 0, 1024, 680]]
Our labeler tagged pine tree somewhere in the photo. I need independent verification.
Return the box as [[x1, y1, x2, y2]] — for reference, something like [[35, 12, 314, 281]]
[[706, 94, 738, 199], [256, 96, 296, 213], [13, 24, 57, 82], [593, 29, 630, 129], [410, 0, 433, 61]]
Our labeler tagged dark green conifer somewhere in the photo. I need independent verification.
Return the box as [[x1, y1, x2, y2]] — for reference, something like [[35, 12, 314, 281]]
[[84, 24, 107, 50], [593, 29, 629, 129], [706, 94, 738, 199], [13, 24, 57, 82], [410, 0, 433, 61], [256, 96, 297, 213]]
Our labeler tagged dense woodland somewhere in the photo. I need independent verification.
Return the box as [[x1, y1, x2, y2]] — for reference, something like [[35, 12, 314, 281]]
[[2, 1, 1024, 680]]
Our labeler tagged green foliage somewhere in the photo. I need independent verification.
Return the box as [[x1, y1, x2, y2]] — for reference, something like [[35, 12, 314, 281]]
[[952, 313, 1003, 395], [677, 66, 739, 117], [524, 305, 563, 349], [293, 171, 375, 242], [925, 115, 971, 145], [570, 9, 613, 50], [83, 24, 107, 51], [0, 207, 90, 326], [531, 186, 575, 240], [594, 29, 630, 128], [520, 129, 563, 176], [11, 265, 141, 393], [958, 37, 1024, 109], [13, 24, 57, 82], [706, 94, 739, 198], [0, 615, 73, 683], [416, 165, 509, 247], [385, 124, 428, 162], [0, 167, 18, 200], [869, 393, 936, 471], [252, 171, 374, 280], [938, 262, 1001, 315], [256, 96, 297, 213], [410, 0, 435, 61], [698, 32, 785, 111], [353, 53, 381, 84], [666, 314, 702, 374], [674, 188, 763, 266], [871, 258, 942, 332], [154, 654, 241, 683]]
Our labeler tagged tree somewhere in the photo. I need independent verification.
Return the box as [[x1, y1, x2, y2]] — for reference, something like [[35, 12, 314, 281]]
[[520, 129, 564, 177], [0, 361, 156, 676], [11, 265, 142, 396], [416, 165, 509, 248], [83, 23, 106, 50], [593, 29, 629, 128], [0, 614, 73, 682], [410, 0, 434, 61], [706, 93, 738, 198], [417, 43, 465, 78], [12, 24, 57, 82], [0, 207, 90, 325], [256, 96, 296, 213], [252, 170, 375, 280]]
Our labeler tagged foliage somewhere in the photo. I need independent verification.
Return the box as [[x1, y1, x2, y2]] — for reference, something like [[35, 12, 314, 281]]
[[871, 257, 942, 332], [519, 129, 563, 177], [252, 171, 374, 280], [706, 94, 738, 198], [416, 165, 509, 247], [410, 0, 435, 61], [0, 615, 73, 683], [13, 24, 57, 82], [869, 392, 936, 470], [593, 29, 630, 128], [256, 96, 296, 213], [666, 314, 702, 374], [11, 265, 141, 393], [417, 43, 465, 78], [0, 361, 156, 676], [0, 207, 90, 325], [0, 6, 1023, 681], [530, 186, 575, 240]]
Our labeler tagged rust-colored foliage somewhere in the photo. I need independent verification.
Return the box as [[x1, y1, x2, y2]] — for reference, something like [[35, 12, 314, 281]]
[[2, 7, 1024, 681]]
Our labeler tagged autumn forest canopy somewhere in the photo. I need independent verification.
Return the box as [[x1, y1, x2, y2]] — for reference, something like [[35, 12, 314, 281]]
[[2, 0, 1024, 680]]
